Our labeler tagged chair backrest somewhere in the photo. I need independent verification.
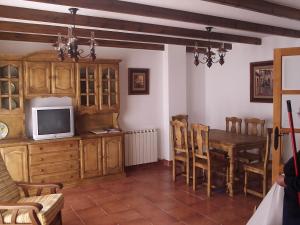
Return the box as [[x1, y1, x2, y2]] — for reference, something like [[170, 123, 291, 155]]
[[226, 117, 242, 134], [171, 114, 188, 125], [170, 120, 188, 153], [190, 124, 210, 161], [0, 154, 20, 203], [245, 118, 265, 136], [263, 128, 272, 170]]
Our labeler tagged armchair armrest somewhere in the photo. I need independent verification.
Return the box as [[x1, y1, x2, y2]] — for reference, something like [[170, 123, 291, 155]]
[[0, 202, 42, 225], [16, 182, 63, 197]]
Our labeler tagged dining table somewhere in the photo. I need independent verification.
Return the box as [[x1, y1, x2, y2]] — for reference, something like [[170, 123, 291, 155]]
[[209, 129, 266, 197]]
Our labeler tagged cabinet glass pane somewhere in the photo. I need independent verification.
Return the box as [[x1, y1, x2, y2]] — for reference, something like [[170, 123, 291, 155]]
[[110, 81, 116, 93], [81, 96, 87, 106], [89, 95, 95, 105], [102, 81, 108, 94], [80, 68, 86, 79], [0, 66, 9, 78], [102, 95, 108, 105], [0, 81, 9, 95], [109, 68, 116, 79], [102, 68, 108, 79], [11, 81, 19, 95], [10, 66, 18, 78], [110, 94, 116, 105], [11, 97, 19, 109], [88, 67, 94, 76], [81, 81, 86, 93], [88, 81, 94, 94], [1, 97, 9, 109]]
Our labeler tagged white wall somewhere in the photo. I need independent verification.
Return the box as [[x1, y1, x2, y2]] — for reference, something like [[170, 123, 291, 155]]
[[187, 36, 300, 130]]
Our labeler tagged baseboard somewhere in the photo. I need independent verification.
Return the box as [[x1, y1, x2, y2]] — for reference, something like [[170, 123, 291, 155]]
[[124, 160, 172, 171], [160, 159, 172, 167]]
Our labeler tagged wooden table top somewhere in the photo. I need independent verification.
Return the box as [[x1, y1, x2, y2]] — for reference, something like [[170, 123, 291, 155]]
[[209, 129, 266, 148]]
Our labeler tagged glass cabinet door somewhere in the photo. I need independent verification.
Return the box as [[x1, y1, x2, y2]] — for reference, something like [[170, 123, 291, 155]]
[[77, 64, 98, 113], [0, 62, 23, 113], [99, 64, 119, 111]]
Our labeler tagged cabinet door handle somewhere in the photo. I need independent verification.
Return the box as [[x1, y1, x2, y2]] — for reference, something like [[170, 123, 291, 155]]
[[40, 158, 44, 161], [39, 147, 43, 150]]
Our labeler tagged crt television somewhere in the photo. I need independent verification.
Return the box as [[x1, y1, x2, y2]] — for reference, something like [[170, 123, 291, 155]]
[[32, 106, 74, 140]]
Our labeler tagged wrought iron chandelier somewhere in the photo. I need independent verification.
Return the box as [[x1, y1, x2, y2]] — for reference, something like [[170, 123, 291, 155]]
[[193, 27, 227, 68], [54, 8, 97, 62]]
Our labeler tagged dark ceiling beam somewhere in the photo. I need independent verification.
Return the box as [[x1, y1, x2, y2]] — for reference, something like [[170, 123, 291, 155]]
[[0, 5, 259, 45], [0, 21, 231, 49], [26, 0, 300, 37], [0, 31, 165, 51], [201, 0, 300, 21]]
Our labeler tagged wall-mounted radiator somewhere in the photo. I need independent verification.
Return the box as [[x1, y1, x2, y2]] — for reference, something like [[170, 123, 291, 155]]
[[125, 129, 158, 166]]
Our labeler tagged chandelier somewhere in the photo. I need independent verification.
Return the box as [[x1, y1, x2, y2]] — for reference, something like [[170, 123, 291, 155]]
[[193, 27, 228, 68], [54, 8, 97, 62]]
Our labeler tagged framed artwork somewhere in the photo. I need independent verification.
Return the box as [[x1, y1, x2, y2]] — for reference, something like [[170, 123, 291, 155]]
[[250, 60, 273, 103], [128, 68, 149, 95]]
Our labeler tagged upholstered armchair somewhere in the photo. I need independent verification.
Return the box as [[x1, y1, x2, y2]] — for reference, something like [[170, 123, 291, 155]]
[[0, 155, 64, 225]]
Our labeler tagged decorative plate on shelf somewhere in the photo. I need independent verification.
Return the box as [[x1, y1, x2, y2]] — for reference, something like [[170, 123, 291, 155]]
[[0, 121, 8, 139]]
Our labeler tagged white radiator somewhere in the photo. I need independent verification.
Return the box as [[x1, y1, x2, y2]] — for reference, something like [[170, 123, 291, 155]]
[[125, 129, 158, 166]]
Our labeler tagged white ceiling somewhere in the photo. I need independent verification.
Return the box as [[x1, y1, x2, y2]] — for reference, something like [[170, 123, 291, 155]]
[[0, 0, 300, 41]]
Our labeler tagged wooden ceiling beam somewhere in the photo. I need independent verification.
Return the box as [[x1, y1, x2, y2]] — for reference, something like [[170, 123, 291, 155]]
[[201, 0, 300, 21], [26, 0, 300, 37], [0, 21, 231, 49], [0, 31, 165, 51], [0, 5, 258, 45]]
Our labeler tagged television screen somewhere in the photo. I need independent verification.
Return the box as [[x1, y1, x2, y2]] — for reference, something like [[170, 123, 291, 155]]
[[37, 109, 71, 135]]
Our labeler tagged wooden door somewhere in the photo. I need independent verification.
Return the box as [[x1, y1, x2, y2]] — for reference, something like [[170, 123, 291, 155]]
[[80, 138, 102, 178], [102, 136, 123, 175], [99, 64, 119, 112], [0, 61, 23, 114], [76, 63, 99, 114], [24, 62, 51, 97], [0, 145, 28, 182], [51, 62, 75, 95], [272, 47, 300, 182]]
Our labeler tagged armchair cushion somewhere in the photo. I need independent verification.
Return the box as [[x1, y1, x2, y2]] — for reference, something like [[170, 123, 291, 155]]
[[3, 193, 64, 225], [0, 156, 20, 203]]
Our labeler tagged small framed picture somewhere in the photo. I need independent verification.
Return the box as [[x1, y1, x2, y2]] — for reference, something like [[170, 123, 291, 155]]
[[250, 60, 273, 103], [128, 68, 149, 95]]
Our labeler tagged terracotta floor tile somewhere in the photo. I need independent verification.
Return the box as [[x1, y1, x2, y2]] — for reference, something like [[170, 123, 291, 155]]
[[60, 163, 259, 225]]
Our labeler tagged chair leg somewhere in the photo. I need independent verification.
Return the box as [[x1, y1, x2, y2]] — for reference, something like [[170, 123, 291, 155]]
[[186, 158, 190, 185], [207, 169, 211, 198], [193, 160, 196, 191], [263, 173, 267, 197], [244, 170, 248, 196], [172, 159, 176, 182]]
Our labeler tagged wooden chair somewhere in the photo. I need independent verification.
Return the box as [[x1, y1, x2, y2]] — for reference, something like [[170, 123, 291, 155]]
[[244, 128, 272, 198], [191, 124, 211, 197], [170, 120, 190, 185], [226, 117, 242, 134], [0, 155, 64, 225], [238, 118, 266, 164]]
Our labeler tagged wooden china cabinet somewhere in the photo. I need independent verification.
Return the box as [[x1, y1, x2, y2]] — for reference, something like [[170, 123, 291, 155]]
[[0, 51, 124, 184]]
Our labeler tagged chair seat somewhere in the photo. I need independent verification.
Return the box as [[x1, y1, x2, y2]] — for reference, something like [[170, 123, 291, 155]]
[[3, 193, 64, 225], [244, 163, 264, 175]]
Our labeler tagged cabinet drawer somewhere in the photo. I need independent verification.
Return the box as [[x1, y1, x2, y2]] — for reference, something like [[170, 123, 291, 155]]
[[29, 140, 79, 155], [30, 171, 79, 183], [29, 150, 79, 166], [30, 160, 79, 176]]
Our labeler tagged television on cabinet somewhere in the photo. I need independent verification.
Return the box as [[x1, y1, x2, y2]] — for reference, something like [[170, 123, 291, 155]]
[[32, 106, 74, 140]]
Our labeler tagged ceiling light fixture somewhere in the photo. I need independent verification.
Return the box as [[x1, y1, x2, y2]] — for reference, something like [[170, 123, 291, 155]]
[[194, 27, 228, 68], [54, 8, 97, 62]]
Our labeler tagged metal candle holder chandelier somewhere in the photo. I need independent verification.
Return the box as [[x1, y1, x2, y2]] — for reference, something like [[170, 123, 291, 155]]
[[54, 8, 97, 62], [194, 27, 228, 68]]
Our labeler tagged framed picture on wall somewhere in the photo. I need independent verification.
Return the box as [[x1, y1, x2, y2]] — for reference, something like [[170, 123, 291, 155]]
[[250, 60, 273, 103], [128, 68, 149, 95]]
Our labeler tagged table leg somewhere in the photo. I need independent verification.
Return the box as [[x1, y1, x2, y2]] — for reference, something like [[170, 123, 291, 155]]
[[228, 148, 234, 197]]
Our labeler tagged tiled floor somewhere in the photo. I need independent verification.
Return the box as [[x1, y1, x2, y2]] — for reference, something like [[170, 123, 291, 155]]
[[62, 164, 261, 225]]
